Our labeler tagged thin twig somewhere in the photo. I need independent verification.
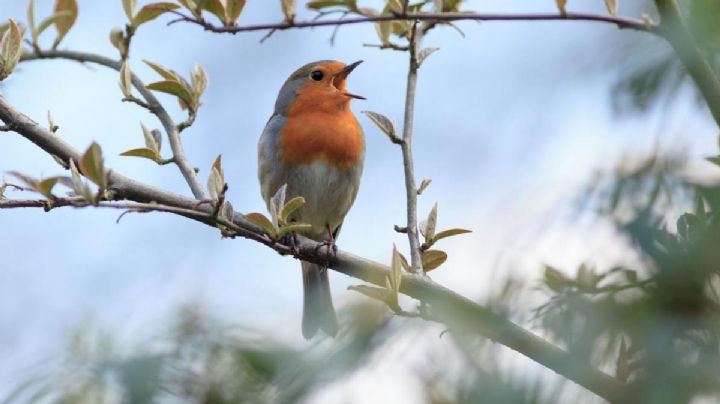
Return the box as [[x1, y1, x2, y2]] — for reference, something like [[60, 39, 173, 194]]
[[0, 95, 627, 402], [401, 22, 424, 274], [19, 50, 209, 200], [363, 43, 409, 51], [167, 10, 656, 35]]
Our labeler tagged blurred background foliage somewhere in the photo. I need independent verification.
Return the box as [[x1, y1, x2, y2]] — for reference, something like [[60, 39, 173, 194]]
[[611, 0, 720, 115], [5, 0, 720, 403]]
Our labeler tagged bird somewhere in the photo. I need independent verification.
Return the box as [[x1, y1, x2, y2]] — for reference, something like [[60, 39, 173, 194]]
[[258, 60, 365, 339]]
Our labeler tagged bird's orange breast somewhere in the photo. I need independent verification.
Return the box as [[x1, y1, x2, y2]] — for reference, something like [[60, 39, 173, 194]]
[[280, 99, 363, 170]]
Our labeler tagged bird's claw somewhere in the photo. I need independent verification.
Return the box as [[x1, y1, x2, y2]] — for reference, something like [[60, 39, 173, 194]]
[[314, 238, 337, 266]]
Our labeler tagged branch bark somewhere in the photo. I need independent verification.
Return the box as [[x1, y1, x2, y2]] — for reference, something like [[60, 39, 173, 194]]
[[401, 23, 423, 274], [19, 50, 209, 200], [0, 95, 628, 402], [169, 11, 655, 35]]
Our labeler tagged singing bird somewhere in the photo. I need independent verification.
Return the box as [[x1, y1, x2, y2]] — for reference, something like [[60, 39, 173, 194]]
[[258, 60, 365, 338]]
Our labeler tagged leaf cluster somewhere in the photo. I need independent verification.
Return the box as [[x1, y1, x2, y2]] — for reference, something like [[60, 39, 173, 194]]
[[536, 150, 720, 402], [245, 184, 312, 241]]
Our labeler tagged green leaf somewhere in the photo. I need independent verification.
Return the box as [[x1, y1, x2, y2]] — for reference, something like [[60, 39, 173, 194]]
[[417, 47, 439, 67], [281, 0, 296, 22], [389, 245, 402, 293], [122, 0, 137, 21], [0, 23, 9, 40], [544, 266, 570, 293], [357, 6, 379, 16], [386, 0, 403, 14], [198, 0, 226, 22], [119, 147, 160, 162], [362, 111, 400, 143], [0, 19, 23, 81], [623, 269, 638, 283], [245, 212, 277, 238], [80, 142, 107, 190], [146, 80, 194, 108], [555, 0, 567, 14], [177, 0, 201, 17], [190, 63, 208, 99], [47, 110, 58, 132], [277, 223, 312, 238], [36, 11, 73, 39], [422, 249, 447, 271], [207, 154, 225, 200], [143, 60, 181, 82], [69, 159, 95, 203], [576, 264, 597, 290], [37, 176, 63, 199], [431, 228, 471, 244], [705, 156, 720, 167], [398, 251, 411, 272], [7, 171, 39, 191], [119, 61, 132, 97], [53, 0, 78, 47], [140, 123, 159, 152], [604, 0, 617, 16], [132, 2, 180, 27], [225, 0, 246, 24], [28, 0, 37, 44], [270, 184, 287, 228], [279, 196, 305, 224], [424, 202, 438, 242], [374, 21, 391, 45], [441, 0, 463, 12], [417, 178, 431, 195], [307, 0, 348, 10], [348, 285, 390, 303]]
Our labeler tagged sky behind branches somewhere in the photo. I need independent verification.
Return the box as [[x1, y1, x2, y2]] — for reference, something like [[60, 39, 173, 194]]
[[0, 0, 716, 402]]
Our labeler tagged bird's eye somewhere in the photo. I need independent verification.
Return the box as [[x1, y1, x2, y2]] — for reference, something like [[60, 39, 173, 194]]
[[310, 70, 324, 81]]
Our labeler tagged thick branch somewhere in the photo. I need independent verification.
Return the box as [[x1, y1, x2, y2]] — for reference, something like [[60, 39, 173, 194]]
[[0, 96, 627, 402], [170, 11, 654, 35], [19, 50, 209, 200], [653, 0, 720, 127], [401, 24, 423, 274]]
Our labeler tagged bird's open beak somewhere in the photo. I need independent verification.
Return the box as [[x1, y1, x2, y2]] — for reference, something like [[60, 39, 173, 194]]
[[334, 60, 366, 100]]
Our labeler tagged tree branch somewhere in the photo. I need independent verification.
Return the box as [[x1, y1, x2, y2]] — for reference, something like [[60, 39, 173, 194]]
[[19, 50, 209, 200], [0, 95, 628, 402], [401, 22, 424, 274], [168, 11, 655, 35], [653, 0, 720, 127]]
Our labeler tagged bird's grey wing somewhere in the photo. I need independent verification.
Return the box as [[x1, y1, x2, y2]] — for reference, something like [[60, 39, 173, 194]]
[[258, 113, 288, 207]]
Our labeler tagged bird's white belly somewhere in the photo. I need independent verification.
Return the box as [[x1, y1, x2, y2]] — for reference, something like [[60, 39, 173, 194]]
[[284, 161, 360, 240]]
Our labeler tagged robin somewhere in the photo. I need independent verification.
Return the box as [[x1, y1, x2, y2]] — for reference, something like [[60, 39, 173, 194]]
[[258, 60, 365, 339]]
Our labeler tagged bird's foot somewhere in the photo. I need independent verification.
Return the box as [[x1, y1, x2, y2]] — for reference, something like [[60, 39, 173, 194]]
[[314, 239, 338, 257], [314, 225, 338, 266], [280, 231, 300, 255]]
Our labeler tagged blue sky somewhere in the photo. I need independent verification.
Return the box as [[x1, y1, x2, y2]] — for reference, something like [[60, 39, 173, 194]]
[[0, 0, 717, 401]]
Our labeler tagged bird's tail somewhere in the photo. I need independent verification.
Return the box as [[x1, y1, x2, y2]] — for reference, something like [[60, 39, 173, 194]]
[[301, 261, 338, 339]]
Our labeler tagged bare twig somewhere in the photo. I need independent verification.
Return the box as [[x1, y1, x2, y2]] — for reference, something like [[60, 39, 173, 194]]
[[20, 50, 209, 200], [0, 95, 627, 402], [401, 22, 424, 274], [363, 43, 410, 51], [167, 10, 655, 35]]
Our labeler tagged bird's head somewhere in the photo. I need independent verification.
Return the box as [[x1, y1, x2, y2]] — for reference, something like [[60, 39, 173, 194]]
[[275, 60, 364, 115]]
